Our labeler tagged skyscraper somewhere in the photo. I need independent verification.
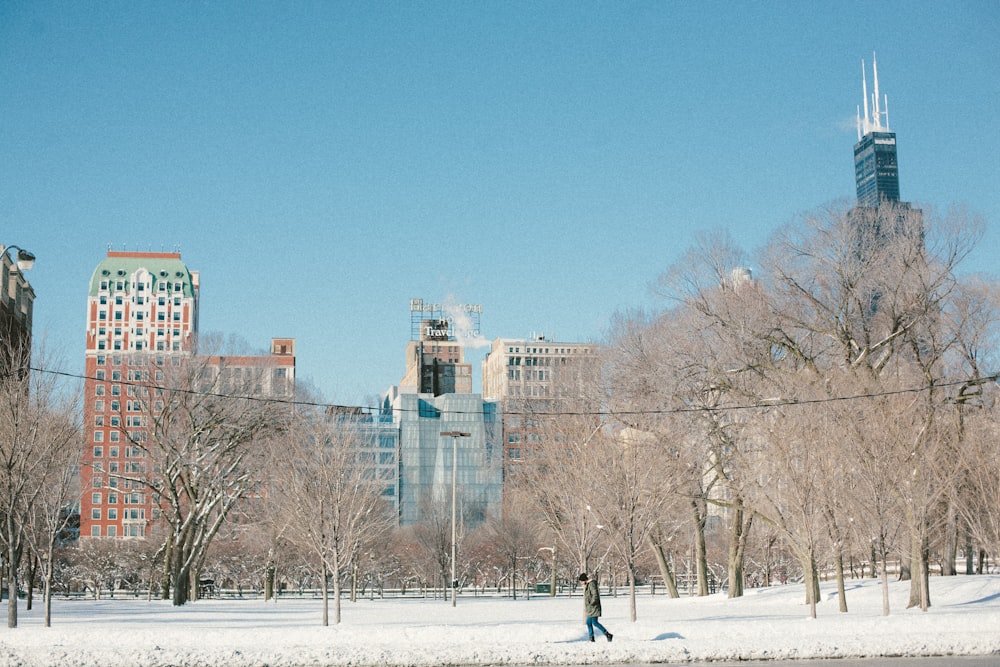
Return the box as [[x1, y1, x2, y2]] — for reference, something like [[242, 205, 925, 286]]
[[81, 250, 294, 538], [82, 251, 199, 538], [854, 53, 901, 207]]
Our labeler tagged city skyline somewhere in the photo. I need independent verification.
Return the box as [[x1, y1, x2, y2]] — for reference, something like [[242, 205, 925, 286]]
[[3, 2, 998, 406]]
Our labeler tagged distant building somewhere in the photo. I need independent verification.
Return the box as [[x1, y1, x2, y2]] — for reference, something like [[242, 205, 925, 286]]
[[481, 336, 601, 475], [854, 54, 901, 208], [0, 245, 36, 370], [854, 56, 899, 207], [849, 54, 922, 269], [381, 299, 500, 526], [400, 299, 480, 395], [80, 250, 294, 539], [383, 386, 502, 526]]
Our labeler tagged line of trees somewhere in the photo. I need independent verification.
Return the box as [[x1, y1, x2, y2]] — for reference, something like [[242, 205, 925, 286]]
[[545, 201, 1000, 620], [3, 201, 998, 630]]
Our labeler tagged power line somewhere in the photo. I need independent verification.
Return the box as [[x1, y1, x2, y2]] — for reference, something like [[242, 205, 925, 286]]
[[22, 364, 998, 420]]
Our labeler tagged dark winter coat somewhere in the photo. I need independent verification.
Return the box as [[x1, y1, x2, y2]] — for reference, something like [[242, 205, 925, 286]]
[[583, 579, 602, 618]]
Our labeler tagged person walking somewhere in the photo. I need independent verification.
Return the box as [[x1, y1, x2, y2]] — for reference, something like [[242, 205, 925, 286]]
[[579, 572, 613, 642]]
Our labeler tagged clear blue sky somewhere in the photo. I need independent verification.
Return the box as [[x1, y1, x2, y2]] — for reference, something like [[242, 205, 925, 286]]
[[3, 1, 998, 406]]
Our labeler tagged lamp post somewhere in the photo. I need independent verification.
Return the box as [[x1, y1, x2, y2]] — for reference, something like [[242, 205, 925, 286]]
[[440, 430, 470, 606], [1, 245, 36, 273]]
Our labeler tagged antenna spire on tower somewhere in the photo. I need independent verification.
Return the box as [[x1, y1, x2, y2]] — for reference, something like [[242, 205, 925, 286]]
[[859, 53, 889, 137]]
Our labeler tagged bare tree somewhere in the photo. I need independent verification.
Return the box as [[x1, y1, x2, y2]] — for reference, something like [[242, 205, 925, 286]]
[[0, 343, 80, 628], [117, 347, 285, 605], [270, 405, 394, 625]]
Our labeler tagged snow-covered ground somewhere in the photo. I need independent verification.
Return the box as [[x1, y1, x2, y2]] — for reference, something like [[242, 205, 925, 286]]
[[2, 575, 999, 666]]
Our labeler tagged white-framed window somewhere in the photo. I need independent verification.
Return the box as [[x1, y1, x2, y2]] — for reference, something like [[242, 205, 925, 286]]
[[92, 492, 102, 505], [91, 508, 101, 520], [91, 526, 101, 537], [106, 525, 117, 537]]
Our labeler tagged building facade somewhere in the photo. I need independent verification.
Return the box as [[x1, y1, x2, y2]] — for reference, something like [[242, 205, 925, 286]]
[[0, 245, 36, 370], [81, 251, 294, 538], [383, 386, 502, 526], [481, 336, 601, 475]]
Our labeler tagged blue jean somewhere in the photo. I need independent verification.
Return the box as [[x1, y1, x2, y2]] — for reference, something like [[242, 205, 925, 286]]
[[586, 616, 608, 638]]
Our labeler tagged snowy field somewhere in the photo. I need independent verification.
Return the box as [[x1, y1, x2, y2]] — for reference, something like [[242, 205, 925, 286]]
[[2, 575, 999, 666]]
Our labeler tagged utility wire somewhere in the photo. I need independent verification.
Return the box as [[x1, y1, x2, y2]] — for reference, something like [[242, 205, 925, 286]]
[[18, 364, 998, 421]]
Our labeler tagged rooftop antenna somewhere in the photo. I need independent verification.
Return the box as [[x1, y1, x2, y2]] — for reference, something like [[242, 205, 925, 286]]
[[858, 52, 890, 138], [872, 52, 882, 130], [861, 58, 870, 136]]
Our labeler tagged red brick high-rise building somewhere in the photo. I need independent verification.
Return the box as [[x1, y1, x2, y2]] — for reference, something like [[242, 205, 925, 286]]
[[81, 251, 294, 538]]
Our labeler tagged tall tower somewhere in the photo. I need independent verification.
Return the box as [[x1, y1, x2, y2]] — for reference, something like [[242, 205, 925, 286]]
[[854, 53, 900, 207], [81, 251, 199, 538]]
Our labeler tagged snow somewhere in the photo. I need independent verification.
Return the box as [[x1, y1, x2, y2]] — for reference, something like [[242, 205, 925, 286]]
[[2, 575, 999, 666]]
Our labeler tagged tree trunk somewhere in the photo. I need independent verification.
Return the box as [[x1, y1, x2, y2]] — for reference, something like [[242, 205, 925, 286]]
[[160, 532, 173, 600], [6, 535, 19, 628], [878, 537, 891, 617], [627, 560, 637, 622], [833, 549, 847, 613], [941, 501, 958, 576], [906, 529, 931, 610], [332, 555, 342, 625], [25, 555, 36, 611], [648, 535, 679, 598], [321, 562, 329, 627], [728, 503, 751, 598], [691, 499, 709, 596], [803, 554, 819, 619], [44, 540, 55, 627], [264, 558, 275, 601]]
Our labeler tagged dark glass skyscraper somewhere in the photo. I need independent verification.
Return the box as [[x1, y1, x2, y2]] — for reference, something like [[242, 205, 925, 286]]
[[854, 54, 901, 207], [854, 131, 899, 206]]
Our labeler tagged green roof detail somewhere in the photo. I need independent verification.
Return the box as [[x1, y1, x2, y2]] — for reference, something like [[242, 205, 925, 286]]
[[88, 254, 195, 298]]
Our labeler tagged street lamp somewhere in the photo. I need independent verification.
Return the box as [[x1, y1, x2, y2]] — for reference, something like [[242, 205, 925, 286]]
[[1, 245, 36, 272], [440, 430, 470, 607]]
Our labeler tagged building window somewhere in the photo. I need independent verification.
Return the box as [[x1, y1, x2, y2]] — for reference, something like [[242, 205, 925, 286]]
[[106, 526, 117, 537], [91, 526, 101, 537], [91, 509, 101, 520], [108, 509, 118, 521], [92, 493, 101, 505], [93, 431, 103, 443]]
